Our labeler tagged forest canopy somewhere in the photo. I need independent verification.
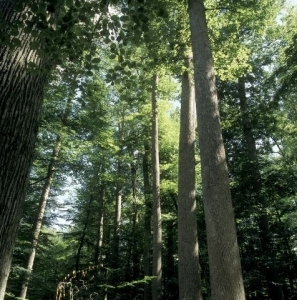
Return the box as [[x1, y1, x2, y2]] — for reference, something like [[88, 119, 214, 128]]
[[0, 0, 297, 299]]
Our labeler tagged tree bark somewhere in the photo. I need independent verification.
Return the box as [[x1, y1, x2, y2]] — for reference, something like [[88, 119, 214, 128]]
[[0, 2, 48, 298], [238, 75, 284, 300], [151, 74, 162, 300], [178, 54, 203, 300], [187, 1, 246, 299]]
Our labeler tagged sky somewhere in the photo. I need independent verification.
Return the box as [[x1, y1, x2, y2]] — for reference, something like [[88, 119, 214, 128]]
[[287, 0, 297, 5]]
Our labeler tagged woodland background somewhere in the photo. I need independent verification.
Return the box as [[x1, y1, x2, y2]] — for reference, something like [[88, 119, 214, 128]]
[[1, 0, 297, 299]]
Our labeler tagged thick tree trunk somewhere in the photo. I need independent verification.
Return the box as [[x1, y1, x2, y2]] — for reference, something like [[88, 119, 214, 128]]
[[0, 2, 48, 298], [142, 141, 152, 300], [187, 1, 246, 299], [238, 76, 284, 300], [178, 54, 203, 300], [151, 74, 162, 300]]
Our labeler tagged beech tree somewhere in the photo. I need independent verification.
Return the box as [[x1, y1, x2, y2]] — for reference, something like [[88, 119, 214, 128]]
[[0, 2, 49, 296], [178, 53, 203, 300], [187, 0, 246, 299]]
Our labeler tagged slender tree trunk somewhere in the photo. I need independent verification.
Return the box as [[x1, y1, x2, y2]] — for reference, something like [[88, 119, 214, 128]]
[[238, 76, 284, 300], [94, 185, 105, 265], [19, 137, 61, 298], [19, 90, 74, 299], [178, 54, 203, 300], [143, 141, 152, 300], [112, 170, 122, 266], [76, 195, 93, 272], [111, 114, 125, 271], [151, 74, 162, 300], [130, 163, 140, 281], [0, 2, 48, 297], [187, 1, 246, 299]]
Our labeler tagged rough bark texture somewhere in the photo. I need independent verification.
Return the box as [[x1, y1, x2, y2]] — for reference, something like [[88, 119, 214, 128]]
[[0, 1, 47, 298], [178, 55, 203, 300], [151, 74, 162, 300], [187, 1, 246, 299], [238, 76, 284, 300]]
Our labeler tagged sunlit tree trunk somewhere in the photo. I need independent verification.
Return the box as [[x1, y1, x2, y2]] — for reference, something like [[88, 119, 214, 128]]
[[178, 54, 203, 300], [151, 74, 162, 300], [187, 1, 246, 299], [238, 75, 284, 300], [0, 2, 48, 297]]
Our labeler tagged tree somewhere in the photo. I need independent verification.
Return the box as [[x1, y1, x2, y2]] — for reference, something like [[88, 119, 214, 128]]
[[151, 74, 163, 300], [178, 53, 203, 300], [19, 69, 80, 299], [187, 0, 246, 299], [0, 2, 49, 296], [237, 75, 284, 300]]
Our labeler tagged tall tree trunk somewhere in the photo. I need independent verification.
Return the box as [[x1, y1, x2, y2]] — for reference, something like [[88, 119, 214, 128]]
[[151, 74, 162, 300], [94, 185, 105, 265], [112, 165, 122, 267], [178, 54, 203, 300], [187, 1, 246, 299], [19, 89, 74, 299], [19, 136, 61, 299], [143, 141, 152, 300], [76, 195, 93, 272], [0, 2, 48, 297], [238, 75, 284, 300], [111, 112, 125, 272]]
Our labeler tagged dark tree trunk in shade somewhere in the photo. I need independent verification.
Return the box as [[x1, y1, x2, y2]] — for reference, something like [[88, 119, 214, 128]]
[[187, 0, 246, 299], [178, 53, 203, 300], [143, 141, 152, 300], [76, 195, 93, 272], [238, 76, 284, 300], [0, 1, 48, 297]]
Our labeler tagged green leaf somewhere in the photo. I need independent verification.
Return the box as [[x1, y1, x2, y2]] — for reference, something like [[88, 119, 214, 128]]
[[91, 58, 101, 64], [111, 15, 119, 21], [30, 41, 40, 50], [11, 37, 21, 47]]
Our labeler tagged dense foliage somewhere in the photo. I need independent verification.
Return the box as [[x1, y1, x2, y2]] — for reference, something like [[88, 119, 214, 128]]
[[2, 0, 297, 299]]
